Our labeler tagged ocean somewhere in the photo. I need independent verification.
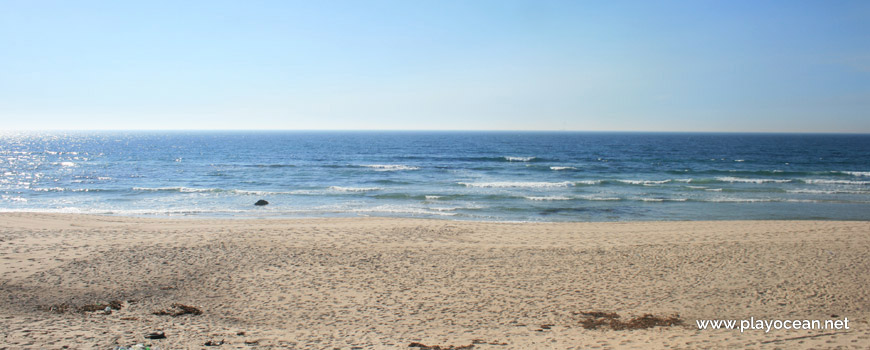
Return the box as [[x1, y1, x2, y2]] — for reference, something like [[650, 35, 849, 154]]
[[1, 131, 869, 221]]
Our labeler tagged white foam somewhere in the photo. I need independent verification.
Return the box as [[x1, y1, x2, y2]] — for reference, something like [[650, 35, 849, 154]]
[[835, 171, 870, 177], [705, 188, 724, 192], [549, 166, 576, 171], [576, 195, 621, 201], [459, 181, 574, 188], [504, 156, 535, 162], [133, 186, 218, 193], [1, 195, 26, 202], [617, 179, 672, 185], [687, 185, 707, 189], [801, 179, 870, 185], [329, 186, 383, 192], [230, 189, 301, 195], [424, 195, 442, 200], [524, 196, 572, 201], [734, 159, 745, 162], [360, 164, 420, 171], [59, 162, 76, 167], [716, 177, 791, 184], [350, 205, 456, 216], [706, 198, 773, 203], [575, 180, 602, 185], [428, 207, 458, 212], [787, 189, 869, 194], [32, 187, 66, 192]]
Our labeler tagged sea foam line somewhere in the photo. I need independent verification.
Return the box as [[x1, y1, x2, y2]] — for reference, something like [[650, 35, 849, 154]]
[[716, 177, 791, 184], [617, 179, 672, 185], [836, 171, 870, 177], [133, 186, 220, 193], [459, 181, 574, 188], [787, 189, 870, 194], [800, 179, 870, 185], [359, 164, 420, 171], [329, 186, 383, 192], [524, 196, 572, 201]]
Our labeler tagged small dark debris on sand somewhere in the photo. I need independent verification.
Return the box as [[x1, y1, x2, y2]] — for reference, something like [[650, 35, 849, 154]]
[[145, 331, 166, 339], [236, 331, 246, 336], [153, 303, 202, 316], [45, 300, 123, 314], [471, 339, 508, 345], [80, 300, 124, 312], [578, 311, 620, 319], [408, 342, 474, 350], [577, 311, 682, 330], [204, 339, 225, 346]]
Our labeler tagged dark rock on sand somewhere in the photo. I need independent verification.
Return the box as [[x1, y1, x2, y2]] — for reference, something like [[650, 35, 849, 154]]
[[145, 331, 166, 339], [254, 199, 269, 206]]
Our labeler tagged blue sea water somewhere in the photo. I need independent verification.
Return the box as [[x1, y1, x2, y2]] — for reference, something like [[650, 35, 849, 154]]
[[1, 131, 869, 221]]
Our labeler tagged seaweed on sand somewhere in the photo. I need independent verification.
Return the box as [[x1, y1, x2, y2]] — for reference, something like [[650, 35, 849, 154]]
[[153, 303, 202, 316]]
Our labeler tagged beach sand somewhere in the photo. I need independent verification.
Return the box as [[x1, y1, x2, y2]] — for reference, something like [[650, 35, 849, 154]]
[[1, 213, 868, 349]]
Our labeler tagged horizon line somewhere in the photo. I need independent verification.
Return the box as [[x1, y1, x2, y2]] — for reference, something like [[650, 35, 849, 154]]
[[2, 129, 870, 135]]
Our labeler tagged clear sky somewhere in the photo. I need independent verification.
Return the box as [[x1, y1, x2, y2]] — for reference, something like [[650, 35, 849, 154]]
[[1, 0, 868, 132]]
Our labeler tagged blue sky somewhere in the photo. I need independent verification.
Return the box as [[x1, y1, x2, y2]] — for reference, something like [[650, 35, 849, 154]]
[[1, 0, 868, 132]]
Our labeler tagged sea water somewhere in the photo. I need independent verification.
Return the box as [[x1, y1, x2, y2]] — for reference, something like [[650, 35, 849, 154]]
[[1, 131, 869, 221]]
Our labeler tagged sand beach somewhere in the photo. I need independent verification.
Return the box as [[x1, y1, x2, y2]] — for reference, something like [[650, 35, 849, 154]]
[[0, 213, 868, 349]]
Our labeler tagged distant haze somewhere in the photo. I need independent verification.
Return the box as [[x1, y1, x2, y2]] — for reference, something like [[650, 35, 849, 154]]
[[1, 1, 868, 132]]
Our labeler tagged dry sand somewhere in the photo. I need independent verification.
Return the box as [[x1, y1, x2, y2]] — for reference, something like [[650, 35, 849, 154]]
[[1, 213, 869, 349]]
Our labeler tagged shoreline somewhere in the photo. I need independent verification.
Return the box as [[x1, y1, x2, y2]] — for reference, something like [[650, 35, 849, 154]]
[[4, 210, 870, 224], [2, 213, 869, 348]]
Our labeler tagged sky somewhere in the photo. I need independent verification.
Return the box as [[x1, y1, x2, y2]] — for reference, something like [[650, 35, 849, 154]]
[[0, 0, 868, 132]]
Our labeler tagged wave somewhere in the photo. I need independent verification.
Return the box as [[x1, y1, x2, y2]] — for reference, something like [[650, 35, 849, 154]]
[[329, 186, 383, 192], [425, 195, 441, 200], [575, 180, 602, 185], [1, 195, 26, 202], [504, 156, 536, 162], [837, 171, 870, 177], [787, 189, 870, 194], [524, 196, 572, 201], [360, 164, 420, 171], [459, 181, 574, 188], [800, 179, 870, 185], [704, 198, 775, 203], [133, 186, 220, 193], [617, 179, 672, 185], [715, 177, 792, 184], [248, 164, 297, 168], [32, 187, 112, 193], [666, 169, 809, 177], [634, 197, 688, 202], [350, 205, 457, 216], [549, 166, 576, 171], [575, 195, 621, 201]]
